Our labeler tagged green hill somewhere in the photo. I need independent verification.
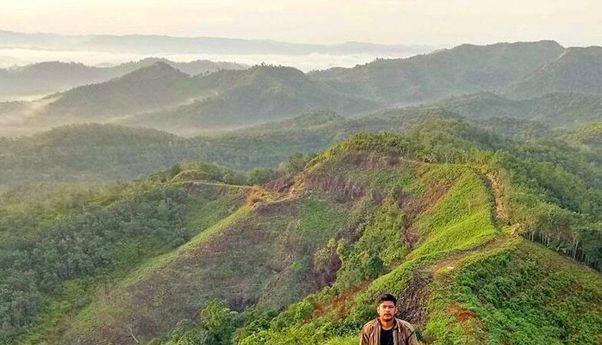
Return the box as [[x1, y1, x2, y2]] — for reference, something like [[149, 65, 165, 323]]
[[0, 124, 190, 189], [1, 120, 600, 344], [0, 59, 247, 97], [0, 108, 456, 190], [309, 41, 565, 104], [122, 65, 380, 132], [3, 93, 600, 191], [41, 62, 204, 120], [507, 46, 602, 98]]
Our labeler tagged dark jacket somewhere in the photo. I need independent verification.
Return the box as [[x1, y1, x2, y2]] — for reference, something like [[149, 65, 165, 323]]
[[360, 318, 419, 345]]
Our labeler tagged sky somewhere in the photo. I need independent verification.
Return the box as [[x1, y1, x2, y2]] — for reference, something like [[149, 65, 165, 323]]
[[1, 0, 601, 47]]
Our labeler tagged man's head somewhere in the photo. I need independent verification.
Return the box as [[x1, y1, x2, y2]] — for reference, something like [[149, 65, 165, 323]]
[[376, 293, 398, 322]]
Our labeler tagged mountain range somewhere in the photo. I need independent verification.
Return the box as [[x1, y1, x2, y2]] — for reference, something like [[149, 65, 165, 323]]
[[0, 58, 247, 98], [1, 40, 600, 137], [0, 29, 432, 56], [0, 39, 601, 344]]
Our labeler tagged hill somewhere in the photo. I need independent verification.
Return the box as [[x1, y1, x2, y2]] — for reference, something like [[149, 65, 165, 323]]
[[0, 59, 247, 98], [1, 120, 599, 344], [0, 124, 191, 189], [436, 91, 602, 128], [309, 40, 565, 104], [3, 92, 601, 191], [5, 41, 602, 137], [41, 62, 205, 120], [0, 108, 457, 190], [507, 46, 602, 98], [122, 65, 380, 132]]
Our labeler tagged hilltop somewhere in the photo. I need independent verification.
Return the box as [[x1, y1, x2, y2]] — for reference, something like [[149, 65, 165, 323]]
[[41, 62, 204, 120]]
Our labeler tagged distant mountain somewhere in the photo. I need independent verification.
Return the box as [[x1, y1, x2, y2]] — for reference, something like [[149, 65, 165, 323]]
[[0, 62, 110, 96], [106, 57, 247, 76], [0, 29, 432, 56], [123, 65, 380, 132], [309, 40, 565, 104], [41, 62, 209, 119], [5, 40, 602, 137], [0, 58, 247, 97], [506, 46, 602, 98]]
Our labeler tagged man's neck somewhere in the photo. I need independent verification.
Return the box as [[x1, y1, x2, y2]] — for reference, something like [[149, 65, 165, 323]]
[[378, 317, 395, 330]]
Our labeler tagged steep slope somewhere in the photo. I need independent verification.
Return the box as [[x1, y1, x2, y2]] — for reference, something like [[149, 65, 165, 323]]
[[309, 40, 565, 104], [228, 126, 601, 345], [507, 46, 602, 98], [123, 65, 380, 132]]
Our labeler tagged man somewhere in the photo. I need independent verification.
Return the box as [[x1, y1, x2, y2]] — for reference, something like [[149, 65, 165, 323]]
[[360, 293, 419, 345]]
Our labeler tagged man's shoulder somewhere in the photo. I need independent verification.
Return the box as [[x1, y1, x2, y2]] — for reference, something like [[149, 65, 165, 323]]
[[395, 318, 415, 332], [361, 318, 379, 332]]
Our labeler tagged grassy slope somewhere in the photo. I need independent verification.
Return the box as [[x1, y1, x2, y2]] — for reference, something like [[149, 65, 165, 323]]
[[58, 188, 352, 344], [231, 137, 601, 344]]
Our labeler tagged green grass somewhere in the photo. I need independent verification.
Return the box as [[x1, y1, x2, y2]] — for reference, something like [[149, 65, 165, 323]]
[[425, 239, 602, 344], [412, 169, 498, 257]]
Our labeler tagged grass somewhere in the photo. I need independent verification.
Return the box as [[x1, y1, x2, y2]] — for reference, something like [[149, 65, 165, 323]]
[[427, 239, 602, 344], [412, 169, 498, 257]]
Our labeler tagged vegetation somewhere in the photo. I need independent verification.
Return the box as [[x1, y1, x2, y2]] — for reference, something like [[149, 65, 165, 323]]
[[0, 162, 248, 343], [1, 40, 601, 344]]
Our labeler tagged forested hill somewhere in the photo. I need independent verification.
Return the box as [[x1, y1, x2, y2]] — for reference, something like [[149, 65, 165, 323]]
[[435, 92, 602, 128], [1, 119, 600, 344], [41, 62, 204, 119], [309, 41, 602, 106], [308, 40, 566, 104], [506, 46, 602, 98], [2, 88, 600, 191], [0, 58, 247, 97], [4, 40, 602, 137], [119, 64, 380, 131]]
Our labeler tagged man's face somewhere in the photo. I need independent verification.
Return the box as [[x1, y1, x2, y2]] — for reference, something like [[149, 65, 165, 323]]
[[377, 301, 397, 321]]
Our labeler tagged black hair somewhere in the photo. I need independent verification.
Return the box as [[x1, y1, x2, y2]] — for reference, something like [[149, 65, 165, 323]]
[[376, 293, 397, 305]]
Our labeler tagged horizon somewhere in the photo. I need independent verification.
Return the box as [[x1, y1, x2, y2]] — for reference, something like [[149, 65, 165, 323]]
[[1, 0, 600, 47], [3, 28, 601, 49]]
